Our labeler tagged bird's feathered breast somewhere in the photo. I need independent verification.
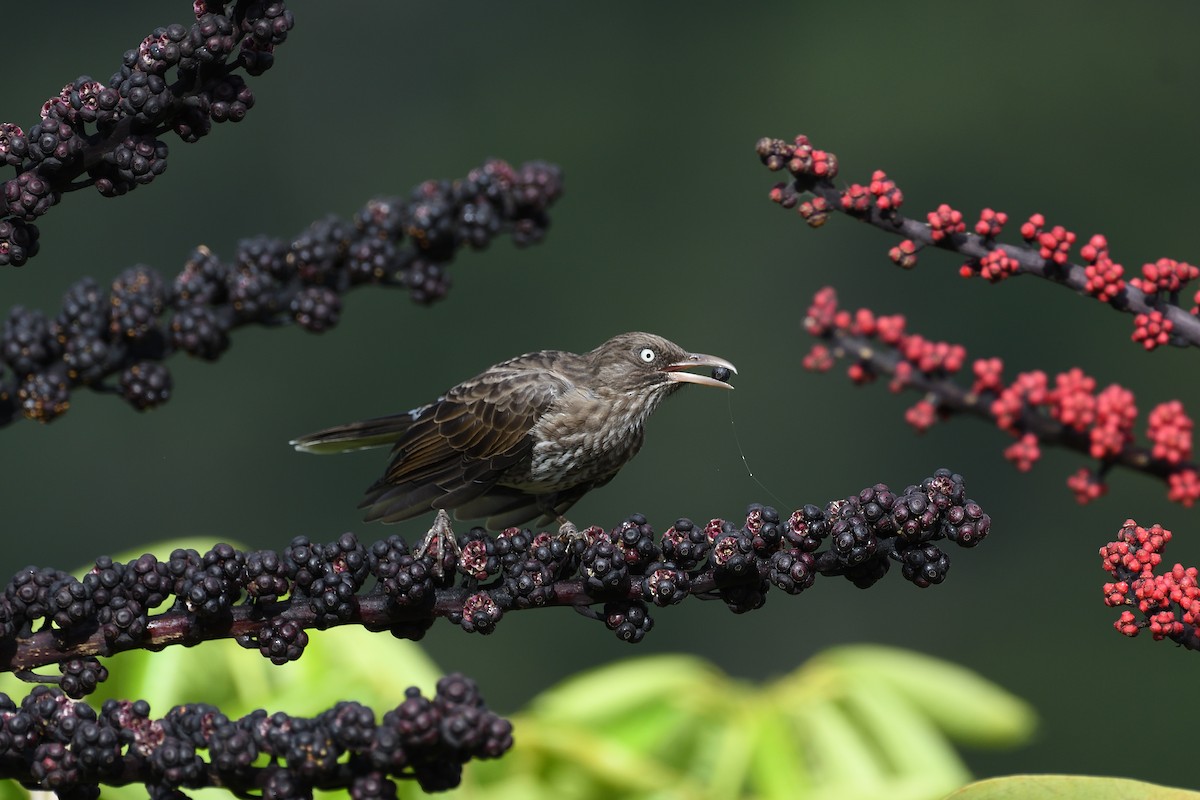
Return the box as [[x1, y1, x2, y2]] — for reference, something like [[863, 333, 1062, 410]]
[[520, 379, 675, 492]]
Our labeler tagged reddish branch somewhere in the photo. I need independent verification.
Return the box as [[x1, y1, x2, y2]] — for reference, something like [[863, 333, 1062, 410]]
[[802, 287, 1198, 506], [1101, 520, 1200, 650], [757, 134, 1200, 350]]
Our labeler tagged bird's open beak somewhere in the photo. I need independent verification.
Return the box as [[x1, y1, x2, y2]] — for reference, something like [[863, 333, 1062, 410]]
[[662, 353, 738, 389]]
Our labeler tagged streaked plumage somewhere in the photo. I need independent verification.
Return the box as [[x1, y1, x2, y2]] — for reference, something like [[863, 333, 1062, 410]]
[[292, 332, 736, 530]]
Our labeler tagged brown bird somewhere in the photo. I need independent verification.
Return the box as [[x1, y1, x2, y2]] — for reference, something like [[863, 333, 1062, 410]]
[[291, 332, 737, 534]]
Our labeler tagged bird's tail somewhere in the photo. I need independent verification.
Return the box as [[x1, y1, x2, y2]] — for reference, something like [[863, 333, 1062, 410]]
[[290, 408, 426, 454]]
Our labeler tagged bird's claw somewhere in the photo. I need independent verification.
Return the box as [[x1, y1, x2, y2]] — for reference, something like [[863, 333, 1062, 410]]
[[555, 515, 592, 550], [415, 508, 462, 577]]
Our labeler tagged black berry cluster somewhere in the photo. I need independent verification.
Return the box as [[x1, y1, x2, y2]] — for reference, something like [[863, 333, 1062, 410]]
[[1, 469, 991, 682], [0, 1, 297, 266], [0, 676, 510, 797], [0, 157, 563, 427]]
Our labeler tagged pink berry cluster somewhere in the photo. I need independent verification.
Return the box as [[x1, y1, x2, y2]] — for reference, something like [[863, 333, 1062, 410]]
[[1019, 213, 1076, 265], [803, 287, 1200, 507], [760, 133, 1200, 351], [1101, 520, 1200, 650], [1080, 235, 1124, 303]]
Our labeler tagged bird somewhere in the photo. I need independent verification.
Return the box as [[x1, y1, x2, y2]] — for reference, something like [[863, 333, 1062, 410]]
[[291, 332, 737, 536]]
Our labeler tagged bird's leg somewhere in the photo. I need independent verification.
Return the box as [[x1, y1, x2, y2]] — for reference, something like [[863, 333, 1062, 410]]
[[555, 515, 594, 555], [414, 508, 462, 577]]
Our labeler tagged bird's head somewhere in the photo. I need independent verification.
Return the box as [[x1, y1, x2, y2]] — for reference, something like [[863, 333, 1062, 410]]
[[587, 332, 737, 399]]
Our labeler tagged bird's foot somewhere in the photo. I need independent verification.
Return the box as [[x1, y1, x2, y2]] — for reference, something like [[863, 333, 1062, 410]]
[[554, 515, 592, 551], [415, 508, 462, 578]]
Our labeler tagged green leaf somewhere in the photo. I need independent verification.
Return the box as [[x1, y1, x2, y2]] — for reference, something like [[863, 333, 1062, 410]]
[[815, 645, 1037, 747], [946, 775, 1200, 800]]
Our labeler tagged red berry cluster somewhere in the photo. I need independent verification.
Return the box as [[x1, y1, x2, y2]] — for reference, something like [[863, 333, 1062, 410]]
[[760, 133, 1200, 351], [756, 135, 838, 180], [1132, 309, 1174, 351], [888, 239, 919, 269], [971, 248, 1020, 282], [868, 170, 903, 210], [1100, 520, 1200, 650], [841, 183, 872, 214], [974, 208, 1008, 238], [927, 204, 965, 242], [1019, 213, 1076, 266], [803, 287, 1200, 507], [1132, 258, 1199, 295], [1079, 234, 1125, 302]]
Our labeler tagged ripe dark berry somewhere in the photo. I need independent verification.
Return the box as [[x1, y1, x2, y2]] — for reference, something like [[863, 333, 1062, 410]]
[[785, 504, 828, 551], [0, 218, 39, 266], [48, 577, 94, 630], [769, 550, 815, 594], [0, 122, 28, 167], [63, 333, 115, 385], [659, 518, 710, 571], [372, 536, 434, 609], [890, 490, 938, 542], [403, 258, 450, 305], [346, 236, 399, 284], [3, 306, 59, 376], [3, 170, 59, 219], [289, 215, 350, 285], [941, 501, 990, 547], [899, 543, 950, 588], [227, 265, 281, 321], [59, 657, 108, 699], [187, 12, 237, 66], [710, 533, 755, 577], [258, 620, 308, 665], [244, 549, 291, 601], [25, 118, 82, 172], [19, 368, 70, 423], [170, 305, 230, 360], [109, 266, 166, 342], [104, 134, 168, 186], [459, 592, 503, 634], [829, 514, 877, 567], [55, 277, 107, 340], [208, 74, 254, 123], [115, 70, 171, 123], [174, 246, 228, 305], [97, 596, 147, 645], [119, 362, 172, 410], [604, 599, 654, 643], [136, 24, 189, 74], [580, 533, 629, 598], [639, 562, 689, 607], [290, 286, 341, 333], [236, 235, 291, 282]]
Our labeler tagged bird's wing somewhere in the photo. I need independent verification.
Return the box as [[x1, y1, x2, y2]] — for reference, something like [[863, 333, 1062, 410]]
[[452, 483, 591, 531], [360, 364, 572, 523]]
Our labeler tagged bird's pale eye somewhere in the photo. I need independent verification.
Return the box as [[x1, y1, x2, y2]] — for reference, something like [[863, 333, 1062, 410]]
[[638, 347, 657, 364]]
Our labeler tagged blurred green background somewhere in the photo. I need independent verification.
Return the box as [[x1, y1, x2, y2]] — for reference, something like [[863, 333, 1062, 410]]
[[2, 1, 1198, 789]]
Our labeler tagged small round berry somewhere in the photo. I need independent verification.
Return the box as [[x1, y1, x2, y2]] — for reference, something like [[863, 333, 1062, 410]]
[[119, 361, 172, 410]]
